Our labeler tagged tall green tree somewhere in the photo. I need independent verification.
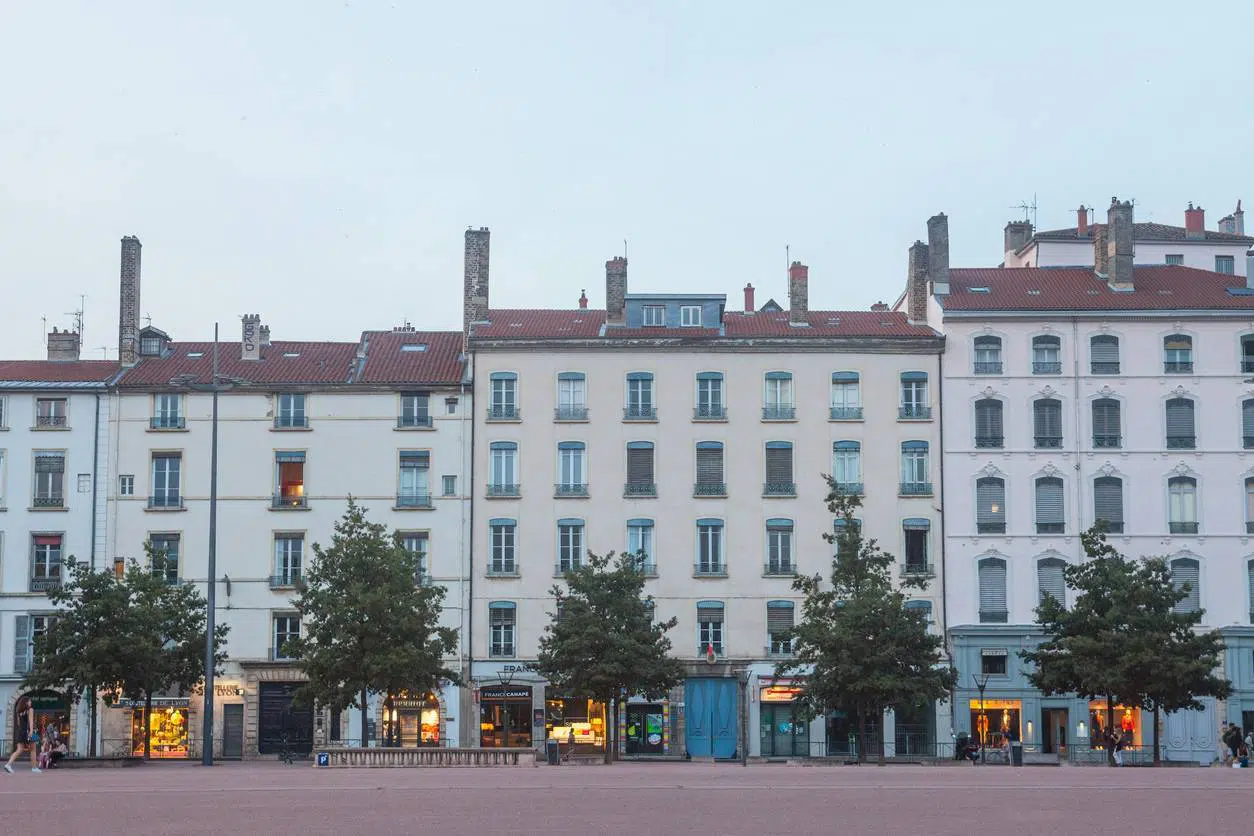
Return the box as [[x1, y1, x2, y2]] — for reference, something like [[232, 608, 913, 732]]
[[535, 549, 684, 763], [776, 481, 955, 763], [1020, 526, 1230, 766], [289, 499, 459, 746]]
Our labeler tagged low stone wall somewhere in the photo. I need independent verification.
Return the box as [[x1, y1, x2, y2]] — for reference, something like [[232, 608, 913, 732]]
[[313, 747, 534, 768]]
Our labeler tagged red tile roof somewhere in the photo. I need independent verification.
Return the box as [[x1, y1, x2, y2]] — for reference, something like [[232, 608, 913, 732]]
[[117, 341, 360, 387], [723, 310, 938, 338], [358, 330, 464, 385], [0, 360, 120, 384], [1032, 222, 1253, 245], [472, 309, 607, 339], [943, 265, 1254, 312]]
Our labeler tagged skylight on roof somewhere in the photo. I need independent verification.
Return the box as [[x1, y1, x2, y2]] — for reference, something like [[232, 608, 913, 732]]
[[186, 352, 204, 359], [1027, 290, 1041, 296], [1228, 288, 1254, 296], [969, 287, 991, 294], [400, 344, 428, 352], [283, 352, 300, 358]]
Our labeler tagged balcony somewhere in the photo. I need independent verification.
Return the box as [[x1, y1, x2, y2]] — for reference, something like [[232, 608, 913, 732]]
[[1033, 361, 1062, 375], [396, 415, 433, 429], [147, 495, 184, 510], [979, 610, 1009, 624], [1093, 434, 1122, 449], [269, 572, 302, 589], [899, 482, 933, 497], [763, 482, 796, 497], [693, 563, 727, 578], [899, 405, 931, 420], [1036, 523, 1065, 535], [693, 482, 727, 497], [977, 523, 1006, 534], [1091, 362, 1120, 375], [35, 415, 67, 429], [765, 642, 795, 659], [974, 361, 1003, 375], [1164, 361, 1193, 374], [486, 405, 520, 421], [1169, 521, 1199, 535], [762, 405, 796, 421], [764, 562, 796, 577], [554, 406, 588, 421], [974, 435, 1003, 449], [486, 483, 520, 498], [832, 481, 864, 496], [32, 495, 65, 509], [623, 405, 657, 421], [271, 494, 309, 510], [901, 562, 935, 578], [150, 416, 186, 430], [554, 483, 589, 498], [693, 405, 727, 421], [623, 482, 657, 498], [486, 564, 519, 577], [273, 416, 309, 430], [829, 406, 863, 421], [631, 559, 658, 576], [395, 492, 433, 509], [1034, 435, 1063, 449], [1166, 435, 1196, 450], [29, 576, 61, 593]]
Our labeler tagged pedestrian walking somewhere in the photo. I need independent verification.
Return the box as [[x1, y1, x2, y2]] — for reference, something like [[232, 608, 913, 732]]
[[4, 697, 41, 774], [1223, 723, 1243, 763], [1112, 730, 1125, 767]]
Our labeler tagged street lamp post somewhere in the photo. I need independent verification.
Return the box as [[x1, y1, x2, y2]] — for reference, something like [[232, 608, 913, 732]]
[[496, 670, 515, 750], [972, 673, 991, 764]]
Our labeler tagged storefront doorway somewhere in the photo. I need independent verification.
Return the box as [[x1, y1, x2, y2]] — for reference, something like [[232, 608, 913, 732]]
[[684, 678, 737, 759], [624, 704, 664, 755], [130, 702, 190, 759], [257, 682, 313, 755], [545, 694, 606, 753], [222, 704, 244, 759], [1041, 708, 1069, 755], [19, 691, 70, 745], [1087, 701, 1139, 748], [760, 703, 808, 757], [479, 685, 532, 748], [968, 699, 1021, 750], [384, 691, 441, 747]]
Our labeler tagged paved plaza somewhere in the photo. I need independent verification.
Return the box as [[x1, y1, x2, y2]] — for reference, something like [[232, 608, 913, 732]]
[[2, 760, 1250, 835]]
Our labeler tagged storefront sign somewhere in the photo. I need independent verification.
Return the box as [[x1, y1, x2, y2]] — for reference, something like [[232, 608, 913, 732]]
[[479, 685, 532, 701], [190, 683, 245, 697], [112, 698, 192, 709], [981, 648, 1008, 657], [760, 685, 803, 703], [501, 663, 536, 674]]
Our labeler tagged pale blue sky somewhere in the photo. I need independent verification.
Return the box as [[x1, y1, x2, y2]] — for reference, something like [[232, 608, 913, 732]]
[[2, 1, 1251, 359]]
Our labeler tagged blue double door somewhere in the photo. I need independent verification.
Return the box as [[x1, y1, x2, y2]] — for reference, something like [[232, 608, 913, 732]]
[[684, 678, 738, 759]]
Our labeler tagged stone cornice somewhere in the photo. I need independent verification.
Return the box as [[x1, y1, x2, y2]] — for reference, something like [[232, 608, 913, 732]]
[[468, 335, 945, 355]]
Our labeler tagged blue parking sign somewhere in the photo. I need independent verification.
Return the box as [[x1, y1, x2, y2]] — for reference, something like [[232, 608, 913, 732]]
[[316, 752, 329, 767]]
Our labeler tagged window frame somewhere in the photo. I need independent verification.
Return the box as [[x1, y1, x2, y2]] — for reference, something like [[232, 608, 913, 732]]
[[899, 372, 930, 419], [556, 518, 585, 574], [679, 305, 702, 327], [148, 533, 181, 584], [641, 305, 665, 327], [1216, 255, 1236, 275], [696, 519, 725, 575], [275, 393, 308, 429], [272, 613, 301, 660], [974, 398, 1004, 448], [488, 602, 517, 657], [1163, 334, 1194, 374], [488, 372, 519, 420], [1031, 334, 1062, 375], [973, 336, 1003, 375], [1089, 334, 1121, 375], [1167, 476, 1199, 534], [273, 533, 304, 586], [399, 391, 432, 428], [977, 556, 1009, 623], [830, 372, 862, 420], [488, 518, 518, 575]]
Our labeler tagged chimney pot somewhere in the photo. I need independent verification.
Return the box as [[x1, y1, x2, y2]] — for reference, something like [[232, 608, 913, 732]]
[[578, 289, 588, 309], [787, 262, 809, 324], [926, 213, 950, 295], [1105, 198, 1135, 288], [605, 257, 627, 325], [47, 328, 81, 362], [743, 283, 755, 313], [1003, 221, 1034, 258], [906, 241, 930, 324], [118, 236, 143, 366], [1185, 203, 1206, 239], [1076, 205, 1089, 236]]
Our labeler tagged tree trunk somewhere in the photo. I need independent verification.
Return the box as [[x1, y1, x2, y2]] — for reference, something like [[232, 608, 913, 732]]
[[1152, 704, 1161, 766], [1105, 696, 1115, 767], [360, 689, 369, 748], [603, 697, 612, 765], [89, 685, 98, 758], [143, 691, 153, 760], [856, 705, 868, 764]]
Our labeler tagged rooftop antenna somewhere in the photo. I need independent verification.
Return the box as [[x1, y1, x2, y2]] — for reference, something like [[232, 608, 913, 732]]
[[623, 239, 628, 259], [1011, 194, 1038, 229], [41, 316, 47, 348], [143, 312, 153, 328], [96, 345, 111, 359], [65, 298, 84, 344]]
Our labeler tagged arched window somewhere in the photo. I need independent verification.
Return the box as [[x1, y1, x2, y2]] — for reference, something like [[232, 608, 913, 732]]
[[1037, 557, 1066, 606], [976, 477, 1006, 534], [974, 399, 1004, 448], [1034, 477, 1065, 534], [1032, 335, 1061, 374], [1092, 399, 1121, 449], [1168, 477, 1198, 534], [1170, 558, 1200, 614], [1033, 398, 1063, 448], [973, 336, 1003, 375], [1090, 335, 1120, 375], [1094, 476, 1124, 533], [1164, 334, 1193, 374], [1165, 398, 1196, 449]]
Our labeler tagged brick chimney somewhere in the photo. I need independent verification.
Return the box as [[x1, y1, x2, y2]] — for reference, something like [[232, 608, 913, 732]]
[[906, 241, 930, 325], [578, 289, 588, 309], [118, 235, 142, 367], [47, 327, 81, 361], [1093, 224, 1109, 276], [1185, 203, 1205, 240], [1107, 197, 1134, 288], [463, 227, 491, 336], [1076, 205, 1089, 236], [241, 314, 261, 361], [1219, 201, 1244, 236], [1003, 221, 1033, 259], [743, 283, 755, 313], [927, 213, 950, 295], [788, 262, 809, 325], [870, 301, 889, 312], [605, 257, 627, 325]]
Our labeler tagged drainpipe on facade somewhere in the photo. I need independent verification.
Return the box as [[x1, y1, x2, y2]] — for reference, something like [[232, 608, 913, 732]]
[[936, 346, 956, 743], [465, 354, 476, 747], [1071, 318, 1083, 562], [88, 391, 102, 757]]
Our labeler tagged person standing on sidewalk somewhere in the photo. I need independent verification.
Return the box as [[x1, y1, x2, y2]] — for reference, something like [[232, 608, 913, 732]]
[[4, 697, 41, 774]]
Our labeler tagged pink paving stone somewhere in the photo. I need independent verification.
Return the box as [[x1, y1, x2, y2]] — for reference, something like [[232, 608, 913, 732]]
[[2, 760, 1251, 836]]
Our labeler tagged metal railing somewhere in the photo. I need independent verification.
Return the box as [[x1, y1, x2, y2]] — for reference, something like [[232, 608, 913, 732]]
[[764, 562, 795, 576], [977, 522, 1006, 534], [974, 362, 1003, 375], [274, 416, 309, 429], [270, 572, 301, 589], [765, 642, 794, 658], [693, 563, 726, 577], [487, 405, 520, 421], [693, 482, 726, 497], [33, 495, 65, 508], [36, 414, 67, 428], [693, 405, 727, 420], [271, 494, 309, 509], [397, 415, 433, 428], [1164, 361, 1193, 374], [1169, 521, 1199, 534], [150, 416, 186, 429], [900, 482, 933, 496], [763, 481, 796, 496], [1243, 359, 1254, 374], [899, 405, 931, 419], [762, 405, 796, 420], [1090, 361, 1120, 375], [1036, 522, 1065, 534], [832, 481, 863, 495], [554, 483, 589, 497], [623, 482, 657, 498], [1034, 435, 1062, 449], [1093, 434, 1121, 448], [975, 435, 1003, 448], [623, 405, 657, 421], [979, 609, 1009, 623], [486, 564, 518, 577], [829, 406, 863, 420], [148, 494, 183, 509], [554, 406, 588, 421], [486, 483, 520, 498], [395, 493, 433, 508], [1166, 435, 1196, 449], [29, 576, 61, 593], [1033, 361, 1062, 375], [901, 562, 935, 578]]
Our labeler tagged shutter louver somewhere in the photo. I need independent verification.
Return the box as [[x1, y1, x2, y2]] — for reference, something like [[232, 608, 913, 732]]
[[1033, 399, 1062, 440], [627, 444, 654, 484], [1093, 477, 1124, 531], [35, 454, 64, 473], [1171, 559, 1200, 614], [1165, 398, 1195, 442], [976, 478, 1006, 530], [697, 604, 724, 624], [1091, 336, 1119, 366], [766, 603, 794, 633], [1248, 562, 1254, 620], [979, 559, 1008, 622], [696, 445, 724, 484], [1035, 477, 1064, 529], [975, 400, 1003, 439], [489, 605, 514, 626], [765, 445, 792, 483], [1093, 399, 1120, 441], [1038, 559, 1066, 605], [1243, 400, 1254, 443]]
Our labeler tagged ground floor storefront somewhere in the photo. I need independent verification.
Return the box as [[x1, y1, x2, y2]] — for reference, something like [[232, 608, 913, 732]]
[[2, 685, 88, 755]]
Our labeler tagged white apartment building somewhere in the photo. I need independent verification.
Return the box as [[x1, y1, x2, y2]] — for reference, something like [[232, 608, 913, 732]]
[[463, 228, 948, 759], [903, 199, 1254, 764], [0, 332, 117, 755]]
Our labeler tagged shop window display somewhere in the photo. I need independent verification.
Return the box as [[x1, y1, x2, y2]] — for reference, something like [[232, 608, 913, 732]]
[[1088, 703, 1139, 748], [383, 692, 441, 747], [131, 706, 190, 758], [968, 699, 1021, 749], [545, 695, 606, 752]]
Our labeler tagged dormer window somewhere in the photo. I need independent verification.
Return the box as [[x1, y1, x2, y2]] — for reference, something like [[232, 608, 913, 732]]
[[642, 306, 665, 327], [680, 306, 702, 327], [140, 336, 162, 356]]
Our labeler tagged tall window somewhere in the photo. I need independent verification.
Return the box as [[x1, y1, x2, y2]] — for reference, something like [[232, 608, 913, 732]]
[[275, 393, 307, 428], [1164, 398, 1196, 449], [35, 398, 67, 428], [1170, 558, 1200, 614], [1090, 335, 1120, 375], [694, 442, 725, 496], [697, 601, 724, 656], [764, 442, 795, 496], [273, 451, 306, 507], [625, 441, 655, 496], [274, 534, 303, 586], [489, 602, 517, 657], [152, 393, 183, 429], [903, 519, 930, 573], [625, 372, 656, 420], [1168, 477, 1198, 534], [401, 532, 430, 584], [1216, 255, 1236, 274], [832, 518, 861, 558], [763, 372, 795, 420], [488, 519, 517, 575], [1092, 398, 1122, 448], [626, 519, 654, 572], [150, 453, 182, 508], [399, 392, 431, 428], [1164, 334, 1193, 374], [488, 442, 518, 496], [900, 441, 930, 495], [1093, 476, 1124, 533], [398, 450, 431, 506], [33, 451, 65, 508], [14, 614, 57, 674], [149, 534, 180, 584], [830, 372, 862, 420], [1038, 557, 1066, 606], [1246, 478, 1254, 536], [978, 557, 1008, 623], [556, 373, 587, 421], [766, 519, 794, 575], [1242, 337, 1254, 374], [30, 534, 63, 592], [1032, 335, 1061, 374], [557, 519, 584, 573], [1244, 400, 1254, 450], [272, 615, 300, 660], [696, 519, 724, 575], [832, 441, 862, 492], [695, 372, 725, 420], [973, 336, 1003, 375], [767, 601, 795, 655], [899, 372, 930, 419], [976, 477, 1006, 534], [1035, 477, 1065, 534], [974, 399, 1004, 448], [1033, 399, 1063, 448], [489, 372, 519, 420], [556, 442, 587, 496]]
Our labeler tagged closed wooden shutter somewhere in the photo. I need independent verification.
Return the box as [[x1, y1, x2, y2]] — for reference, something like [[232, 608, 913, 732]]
[[1033, 399, 1062, 441], [35, 453, 64, 473], [974, 400, 1003, 440], [1171, 559, 1200, 614], [1248, 562, 1254, 619], [978, 559, 1007, 621], [1093, 477, 1124, 529], [1165, 398, 1194, 440], [1091, 336, 1119, 366], [765, 443, 792, 483], [1037, 559, 1066, 604], [489, 603, 515, 627], [976, 478, 1005, 528], [766, 602, 794, 633], [697, 603, 724, 624], [1093, 399, 1120, 437], [696, 443, 724, 484], [1244, 400, 1254, 442], [626, 443, 654, 484], [1246, 479, 1254, 525], [1035, 477, 1064, 525]]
